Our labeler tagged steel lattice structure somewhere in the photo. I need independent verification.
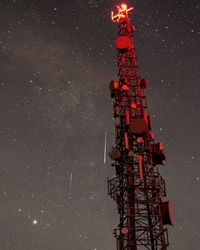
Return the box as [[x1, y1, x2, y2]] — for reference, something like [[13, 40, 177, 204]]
[[107, 3, 173, 250]]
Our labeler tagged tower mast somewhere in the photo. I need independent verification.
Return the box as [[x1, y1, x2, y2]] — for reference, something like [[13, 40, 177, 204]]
[[108, 3, 173, 250]]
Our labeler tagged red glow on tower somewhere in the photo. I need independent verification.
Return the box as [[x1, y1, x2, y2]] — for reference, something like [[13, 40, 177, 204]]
[[107, 3, 173, 250]]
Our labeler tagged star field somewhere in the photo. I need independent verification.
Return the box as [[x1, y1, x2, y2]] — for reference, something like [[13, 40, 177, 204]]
[[0, 0, 200, 250]]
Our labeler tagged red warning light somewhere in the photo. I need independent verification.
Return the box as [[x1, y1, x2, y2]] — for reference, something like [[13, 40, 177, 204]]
[[111, 3, 134, 23], [130, 103, 137, 109], [113, 81, 119, 89], [121, 85, 129, 91]]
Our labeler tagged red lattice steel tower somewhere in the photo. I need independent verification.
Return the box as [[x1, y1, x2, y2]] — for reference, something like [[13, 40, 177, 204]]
[[107, 3, 173, 250]]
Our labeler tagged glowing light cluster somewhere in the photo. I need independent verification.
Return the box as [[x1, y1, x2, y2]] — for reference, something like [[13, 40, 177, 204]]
[[111, 3, 134, 22]]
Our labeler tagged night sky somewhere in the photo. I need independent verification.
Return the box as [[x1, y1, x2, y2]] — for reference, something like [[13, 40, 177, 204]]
[[0, 0, 200, 249]]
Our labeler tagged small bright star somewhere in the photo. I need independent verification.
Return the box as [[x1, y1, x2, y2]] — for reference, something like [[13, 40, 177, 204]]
[[33, 219, 38, 225]]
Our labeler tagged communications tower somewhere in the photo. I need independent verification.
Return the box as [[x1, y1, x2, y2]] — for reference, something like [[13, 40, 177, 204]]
[[107, 3, 173, 250]]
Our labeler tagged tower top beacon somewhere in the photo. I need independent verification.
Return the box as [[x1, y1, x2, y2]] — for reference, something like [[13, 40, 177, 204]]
[[111, 3, 134, 23]]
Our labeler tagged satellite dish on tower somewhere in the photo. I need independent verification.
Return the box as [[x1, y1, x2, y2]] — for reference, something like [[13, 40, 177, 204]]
[[161, 201, 173, 225], [115, 36, 132, 53]]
